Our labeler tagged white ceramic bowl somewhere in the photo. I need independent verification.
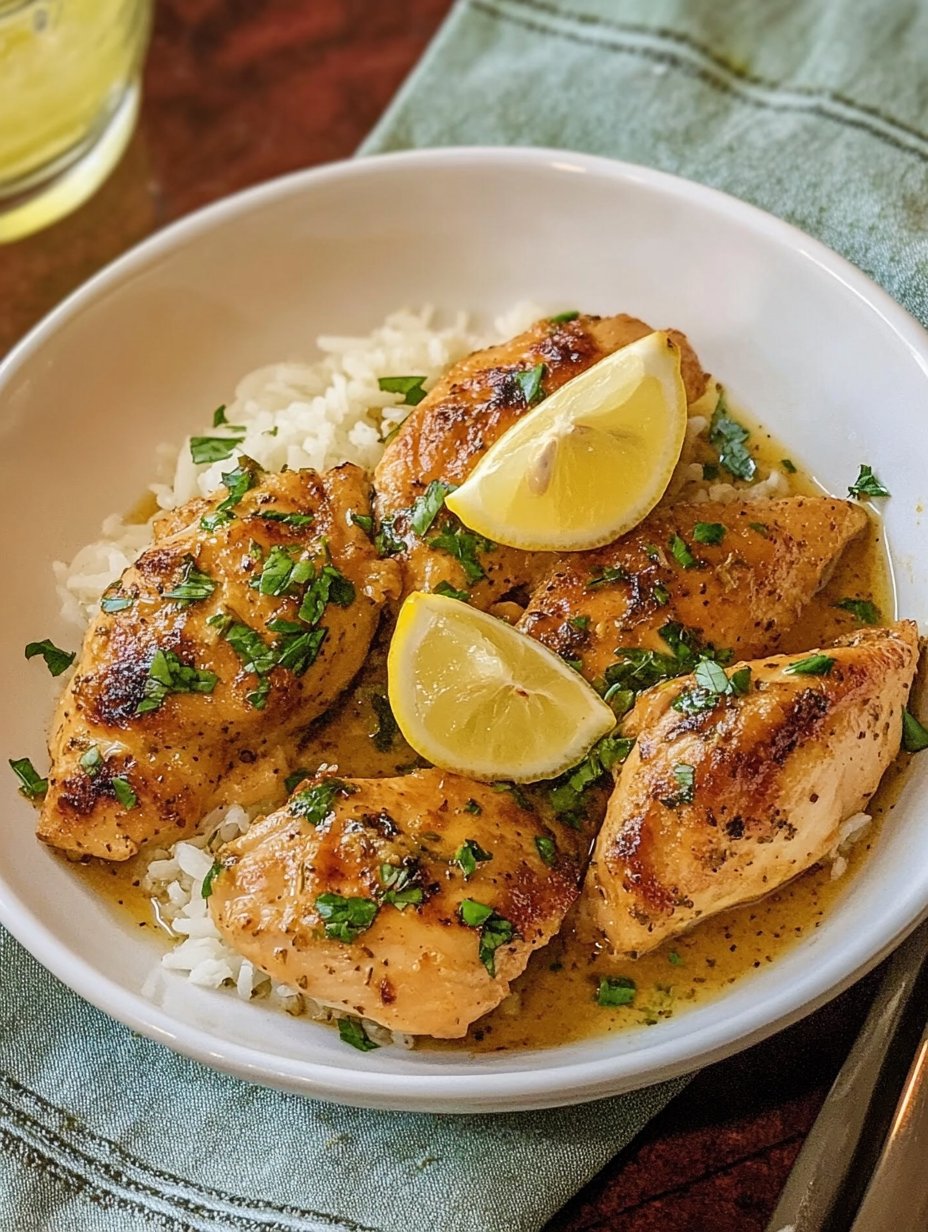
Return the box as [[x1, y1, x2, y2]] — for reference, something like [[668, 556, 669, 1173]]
[[1, 148, 926, 1113]]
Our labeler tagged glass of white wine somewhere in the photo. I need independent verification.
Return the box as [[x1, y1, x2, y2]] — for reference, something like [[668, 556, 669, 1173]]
[[0, 0, 152, 242]]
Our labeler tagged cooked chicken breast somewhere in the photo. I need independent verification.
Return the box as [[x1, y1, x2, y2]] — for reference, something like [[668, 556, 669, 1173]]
[[208, 769, 579, 1038], [582, 622, 920, 956], [38, 464, 399, 860], [518, 496, 868, 686], [372, 313, 709, 608]]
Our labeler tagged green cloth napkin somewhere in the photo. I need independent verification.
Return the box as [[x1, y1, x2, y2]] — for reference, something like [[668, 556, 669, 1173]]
[[6, 1, 928, 1229]]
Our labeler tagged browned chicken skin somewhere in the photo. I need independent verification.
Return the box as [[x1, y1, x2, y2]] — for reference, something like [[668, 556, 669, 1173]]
[[582, 622, 920, 957], [38, 464, 399, 860], [518, 497, 868, 686], [373, 313, 709, 609], [208, 769, 579, 1037]]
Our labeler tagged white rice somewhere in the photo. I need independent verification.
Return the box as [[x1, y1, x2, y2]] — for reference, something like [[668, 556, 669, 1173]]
[[51, 304, 790, 1032]]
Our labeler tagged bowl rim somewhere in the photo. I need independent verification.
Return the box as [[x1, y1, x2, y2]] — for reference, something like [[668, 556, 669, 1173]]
[[2, 144, 927, 1112]]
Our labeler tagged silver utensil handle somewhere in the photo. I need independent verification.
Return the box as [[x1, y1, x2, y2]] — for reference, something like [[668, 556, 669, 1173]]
[[765, 920, 928, 1232], [848, 1022, 928, 1232]]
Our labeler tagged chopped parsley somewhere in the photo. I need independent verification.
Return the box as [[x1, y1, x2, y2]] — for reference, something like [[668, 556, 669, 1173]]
[[374, 515, 405, 558], [270, 622, 327, 677], [748, 521, 769, 537], [378, 375, 428, 406], [587, 565, 629, 589], [781, 458, 797, 474], [290, 778, 356, 825], [464, 798, 482, 815], [24, 639, 74, 677], [349, 511, 373, 536], [111, 777, 138, 810], [458, 900, 514, 977], [338, 1016, 379, 1051], [9, 757, 47, 799], [100, 586, 133, 614], [568, 615, 590, 632], [491, 781, 533, 810], [702, 462, 719, 481], [189, 433, 246, 466], [668, 950, 684, 967], [835, 597, 880, 625], [164, 557, 216, 605], [661, 763, 695, 808], [673, 662, 751, 714], [315, 893, 379, 942], [454, 839, 493, 880], [429, 524, 494, 584], [549, 310, 579, 323], [692, 522, 725, 546], [708, 396, 756, 482], [200, 461, 260, 532], [135, 649, 218, 715], [211, 404, 243, 429], [256, 546, 308, 597], [902, 710, 928, 754], [785, 653, 835, 677], [298, 564, 355, 624], [284, 768, 311, 794], [535, 835, 557, 866], [651, 584, 670, 607], [434, 580, 470, 602], [547, 733, 635, 826], [409, 481, 454, 537], [256, 510, 314, 527], [371, 693, 398, 752], [596, 976, 636, 1007], [848, 464, 890, 499], [602, 621, 731, 698], [515, 362, 546, 405], [380, 861, 425, 910], [224, 621, 277, 678], [669, 534, 699, 569], [201, 860, 223, 899], [79, 745, 103, 777]]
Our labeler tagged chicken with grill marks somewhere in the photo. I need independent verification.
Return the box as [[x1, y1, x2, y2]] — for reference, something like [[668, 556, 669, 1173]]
[[38, 463, 400, 860], [208, 769, 579, 1038], [581, 622, 920, 957], [518, 496, 868, 688], [372, 313, 709, 610]]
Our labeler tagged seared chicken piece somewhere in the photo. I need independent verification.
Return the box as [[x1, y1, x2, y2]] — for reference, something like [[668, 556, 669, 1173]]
[[209, 769, 579, 1038], [38, 464, 399, 860], [373, 313, 708, 608], [519, 497, 868, 686], [582, 622, 919, 956]]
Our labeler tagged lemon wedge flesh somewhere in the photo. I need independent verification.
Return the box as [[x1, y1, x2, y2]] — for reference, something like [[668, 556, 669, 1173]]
[[387, 592, 615, 782], [444, 331, 687, 551]]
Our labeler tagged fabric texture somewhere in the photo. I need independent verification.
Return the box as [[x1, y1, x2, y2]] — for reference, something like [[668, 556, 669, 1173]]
[[6, 1, 928, 1229]]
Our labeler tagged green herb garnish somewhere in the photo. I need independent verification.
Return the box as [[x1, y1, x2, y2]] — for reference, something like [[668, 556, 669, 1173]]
[[135, 649, 218, 715], [200, 460, 261, 532], [256, 510, 314, 527], [434, 580, 470, 603], [708, 395, 756, 482], [781, 458, 797, 474], [189, 433, 246, 466], [100, 587, 133, 614], [79, 745, 103, 777], [458, 900, 514, 977], [337, 1016, 379, 1051], [668, 950, 684, 966], [315, 893, 379, 942], [848, 464, 890, 499], [693, 522, 725, 546], [9, 757, 48, 799], [290, 778, 356, 826], [568, 615, 590, 632], [547, 733, 635, 826], [429, 524, 494, 584], [669, 534, 699, 569], [596, 977, 636, 1007], [111, 777, 138, 810], [371, 693, 398, 752], [587, 565, 629, 589], [454, 839, 493, 880], [374, 515, 405, 557], [464, 798, 482, 815], [378, 375, 428, 406], [549, 310, 579, 323], [201, 860, 223, 899], [284, 768, 311, 794], [535, 835, 557, 866], [748, 521, 769, 537], [164, 557, 216, 605], [652, 584, 670, 607], [785, 653, 835, 677], [409, 481, 454, 537], [297, 564, 355, 625], [515, 362, 546, 405], [211, 404, 244, 429], [835, 597, 880, 625], [673, 662, 751, 714], [902, 710, 928, 754], [24, 639, 75, 677], [349, 511, 374, 536], [662, 763, 695, 808]]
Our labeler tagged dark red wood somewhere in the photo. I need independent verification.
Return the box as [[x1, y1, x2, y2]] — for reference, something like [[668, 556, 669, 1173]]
[[0, 4, 874, 1226]]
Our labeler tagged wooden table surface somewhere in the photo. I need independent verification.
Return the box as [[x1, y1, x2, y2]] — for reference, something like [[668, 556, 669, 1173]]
[[1, 2, 879, 1228]]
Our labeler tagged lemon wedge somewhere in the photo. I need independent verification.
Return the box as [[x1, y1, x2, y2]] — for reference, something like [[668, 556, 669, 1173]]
[[387, 592, 615, 782], [444, 331, 687, 551]]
